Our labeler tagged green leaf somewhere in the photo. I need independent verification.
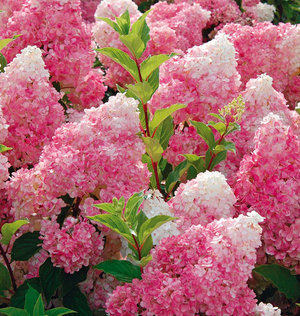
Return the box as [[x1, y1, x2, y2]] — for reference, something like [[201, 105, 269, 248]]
[[138, 215, 176, 245], [115, 9, 130, 35], [0, 52, 7, 72], [24, 286, 40, 316], [213, 144, 226, 154], [61, 266, 88, 297], [93, 203, 117, 214], [140, 235, 153, 258], [208, 113, 225, 122], [120, 33, 145, 59], [165, 160, 190, 194], [1, 219, 29, 245], [182, 154, 205, 173], [149, 104, 186, 135], [153, 116, 173, 150], [86, 214, 135, 245], [32, 295, 44, 316], [187, 165, 198, 180], [140, 254, 152, 267], [190, 121, 215, 149], [225, 122, 240, 136], [11, 278, 42, 309], [0, 144, 12, 153], [143, 137, 163, 163], [147, 67, 159, 95], [0, 38, 16, 51], [126, 81, 154, 103], [208, 121, 226, 135], [11, 231, 41, 261], [63, 287, 92, 316], [39, 258, 62, 304], [221, 140, 236, 154], [0, 307, 30, 316], [96, 17, 121, 34], [45, 308, 76, 316], [124, 192, 144, 225], [96, 47, 139, 81], [94, 260, 141, 283], [140, 54, 176, 80], [0, 262, 11, 291], [206, 150, 227, 171], [131, 9, 152, 47], [254, 264, 300, 301]]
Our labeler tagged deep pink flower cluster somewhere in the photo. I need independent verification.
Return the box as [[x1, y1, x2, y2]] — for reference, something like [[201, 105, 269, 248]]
[[221, 22, 300, 108], [7, 93, 149, 220], [149, 33, 241, 124], [80, 0, 99, 22], [106, 212, 264, 316], [40, 217, 104, 274], [1, 0, 106, 109], [0, 46, 64, 167], [169, 171, 236, 231], [234, 113, 300, 272]]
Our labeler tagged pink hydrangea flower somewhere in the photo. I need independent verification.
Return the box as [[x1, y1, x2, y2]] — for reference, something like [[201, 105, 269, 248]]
[[40, 217, 104, 274], [234, 113, 300, 272], [106, 212, 264, 315], [0, 46, 64, 167], [169, 171, 236, 231]]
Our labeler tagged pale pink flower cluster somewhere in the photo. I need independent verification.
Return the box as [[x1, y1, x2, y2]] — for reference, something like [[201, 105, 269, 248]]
[[253, 302, 281, 316], [1, 0, 106, 109], [93, 0, 211, 88], [246, 2, 276, 22], [0, 46, 64, 167], [106, 212, 264, 315], [221, 22, 300, 108], [169, 171, 236, 231], [40, 217, 104, 274], [234, 113, 300, 272], [222, 74, 298, 183], [143, 190, 180, 245], [150, 33, 241, 124], [7, 93, 149, 219]]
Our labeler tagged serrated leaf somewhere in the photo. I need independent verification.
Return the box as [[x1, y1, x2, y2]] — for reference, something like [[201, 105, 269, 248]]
[[93, 203, 117, 214], [94, 260, 141, 283], [32, 295, 44, 316], [182, 154, 205, 173], [120, 33, 145, 59], [1, 219, 29, 245], [0, 262, 11, 291], [24, 286, 40, 316], [63, 287, 92, 316], [208, 121, 226, 135], [147, 67, 159, 95], [140, 235, 153, 258], [213, 144, 226, 154], [222, 140, 236, 153], [131, 9, 152, 47], [165, 160, 190, 194], [149, 104, 186, 135], [96, 47, 139, 81], [190, 121, 215, 149], [187, 165, 198, 180], [140, 254, 152, 267], [138, 215, 176, 245], [124, 192, 144, 225], [143, 137, 163, 163], [153, 116, 173, 150], [0, 52, 7, 72], [0, 144, 12, 153], [87, 214, 134, 245], [254, 264, 300, 301], [140, 54, 176, 81], [39, 258, 62, 304], [11, 231, 41, 261], [0, 38, 16, 51], [115, 9, 130, 35], [0, 307, 30, 316], [207, 151, 227, 171], [208, 113, 225, 122], [96, 17, 121, 33], [44, 308, 75, 316], [126, 81, 154, 103]]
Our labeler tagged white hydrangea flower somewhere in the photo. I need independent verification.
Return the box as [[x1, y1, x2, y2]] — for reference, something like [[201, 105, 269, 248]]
[[252, 3, 276, 22], [252, 302, 281, 315]]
